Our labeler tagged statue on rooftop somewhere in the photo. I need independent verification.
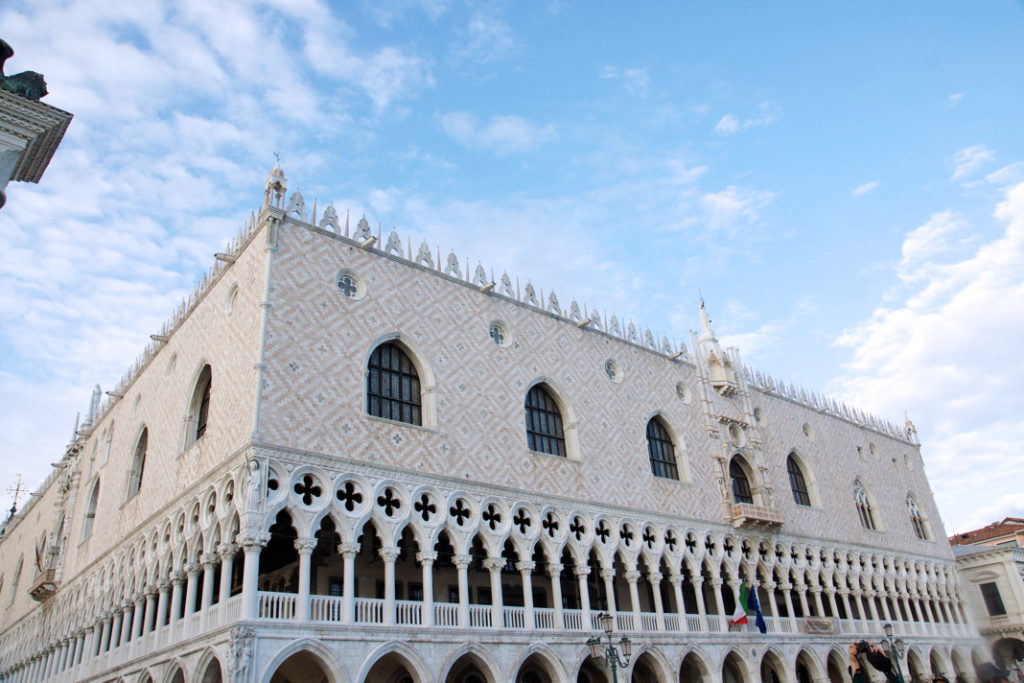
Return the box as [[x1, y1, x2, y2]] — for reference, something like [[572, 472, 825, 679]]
[[0, 39, 48, 101]]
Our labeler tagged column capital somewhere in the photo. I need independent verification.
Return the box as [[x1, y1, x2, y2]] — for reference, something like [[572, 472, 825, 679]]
[[516, 561, 536, 573], [217, 542, 239, 558], [600, 568, 617, 580], [341, 542, 361, 556], [647, 571, 663, 584], [379, 546, 401, 563], [710, 577, 724, 588], [484, 557, 505, 572], [416, 551, 437, 565], [200, 552, 219, 567], [625, 570, 642, 583], [146, 584, 160, 596], [169, 571, 185, 586], [453, 554, 472, 570], [779, 582, 793, 591], [667, 571, 683, 585], [294, 538, 318, 553], [547, 562, 564, 577], [238, 532, 271, 550], [764, 581, 777, 591], [574, 566, 592, 578], [183, 562, 201, 576]]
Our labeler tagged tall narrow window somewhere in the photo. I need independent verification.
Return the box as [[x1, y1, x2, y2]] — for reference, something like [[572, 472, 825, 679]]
[[854, 480, 876, 530], [127, 427, 148, 500], [907, 495, 929, 540], [187, 365, 212, 446], [730, 457, 753, 504], [367, 343, 422, 425], [7, 559, 21, 606], [82, 480, 100, 540], [647, 417, 678, 479], [524, 384, 566, 457], [787, 454, 811, 506], [980, 582, 1007, 616]]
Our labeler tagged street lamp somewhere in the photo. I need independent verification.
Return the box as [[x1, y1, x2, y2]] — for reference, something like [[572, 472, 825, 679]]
[[881, 623, 907, 683], [586, 612, 632, 683]]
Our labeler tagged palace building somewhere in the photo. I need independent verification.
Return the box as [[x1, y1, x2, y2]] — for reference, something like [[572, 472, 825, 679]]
[[0, 166, 984, 683]]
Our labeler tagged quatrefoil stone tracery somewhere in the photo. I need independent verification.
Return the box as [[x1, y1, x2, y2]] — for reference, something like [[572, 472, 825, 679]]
[[293, 475, 322, 505]]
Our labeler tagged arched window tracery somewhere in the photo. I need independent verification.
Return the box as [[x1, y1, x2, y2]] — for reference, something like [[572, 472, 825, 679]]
[[367, 342, 422, 426], [646, 417, 679, 479], [524, 384, 566, 457]]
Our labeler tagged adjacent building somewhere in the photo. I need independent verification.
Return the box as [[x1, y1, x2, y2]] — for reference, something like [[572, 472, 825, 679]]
[[0, 167, 984, 683]]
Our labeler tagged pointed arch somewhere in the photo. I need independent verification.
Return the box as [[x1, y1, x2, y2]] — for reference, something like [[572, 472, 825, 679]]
[[647, 415, 680, 480], [439, 642, 502, 683], [261, 638, 346, 683], [367, 341, 423, 426], [82, 478, 101, 540], [185, 363, 213, 447], [126, 426, 149, 500], [525, 382, 566, 457], [357, 640, 432, 683], [729, 455, 754, 504], [853, 480, 878, 530], [786, 452, 813, 507], [907, 494, 931, 540]]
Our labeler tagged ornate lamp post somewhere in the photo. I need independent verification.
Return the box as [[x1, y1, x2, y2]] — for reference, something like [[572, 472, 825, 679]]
[[881, 622, 907, 683], [586, 612, 632, 683]]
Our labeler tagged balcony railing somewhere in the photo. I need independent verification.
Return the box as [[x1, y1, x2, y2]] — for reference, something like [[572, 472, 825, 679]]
[[731, 503, 784, 529]]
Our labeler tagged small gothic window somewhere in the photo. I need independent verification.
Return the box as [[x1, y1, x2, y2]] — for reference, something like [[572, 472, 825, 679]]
[[367, 343, 422, 426], [907, 495, 928, 540], [488, 321, 507, 346], [525, 384, 566, 457], [646, 417, 679, 480], [127, 427, 148, 500], [787, 454, 811, 506], [337, 273, 358, 298], [854, 480, 876, 530], [729, 457, 753, 504], [83, 480, 100, 539], [187, 365, 212, 446]]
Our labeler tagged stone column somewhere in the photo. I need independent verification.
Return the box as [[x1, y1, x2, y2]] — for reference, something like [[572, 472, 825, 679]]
[[601, 567, 618, 618], [711, 578, 727, 629], [294, 539, 317, 622], [200, 553, 218, 611], [143, 587, 157, 634], [239, 533, 270, 621], [866, 590, 881, 628], [417, 551, 436, 627], [183, 563, 201, 617], [518, 561, 536, 629], [72, 631, 85, 667], [795, 581, 811, 617], [825, 588, 840, 623], [120, 601, 134, 644], [98, 612, 113, 653], [781, 583, 799, 632], [483, 557, 505, 628], [109, 608, 123, 649], [921, 595, 938, 634], [549, 562, 565, 629], [626, 570, 643, 630], [812, 587, 826, 618], [381, 546, 401, 626], [669, 571, 685, 631], [341, 542, 359, 624], [765, 581, 780, 625], [155, 582, 170, 629], [648, 571, 666, 631], [454, 554, 471, 628], [169, 570, 185, 622], [691, 576, 708, 631], [878, 591, 893, 623], [576, 566, 593, 628], [217, 543, 238, 604]]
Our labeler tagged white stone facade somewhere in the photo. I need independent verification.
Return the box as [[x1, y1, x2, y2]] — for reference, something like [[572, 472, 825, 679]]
[[0, 171, 984, 683]]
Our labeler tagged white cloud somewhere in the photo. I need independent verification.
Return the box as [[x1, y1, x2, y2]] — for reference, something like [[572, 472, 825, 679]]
[[452, 12, 518, 64], [852, 180, 879, 197], [947, 93, 964, 107], [713, 103, 779, 135], [600, 66, 649, 95], [985, 162, 1024, 187], [832, 181, 1024, 530], [438, 111, 556, 154], [951, 144, 995, 181], [701, 186, 775, 230]]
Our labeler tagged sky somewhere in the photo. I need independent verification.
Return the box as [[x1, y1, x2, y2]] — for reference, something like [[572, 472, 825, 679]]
[[1, 0, 1022, 535]]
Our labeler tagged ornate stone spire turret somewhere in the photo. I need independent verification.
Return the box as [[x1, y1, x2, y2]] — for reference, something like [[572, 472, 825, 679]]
[[263, 159, 287, 209], [904, 413, 920, 445], [698, 300, 737, 396]]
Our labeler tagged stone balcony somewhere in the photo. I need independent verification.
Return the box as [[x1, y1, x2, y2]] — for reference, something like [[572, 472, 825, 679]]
[[730, 503, 784, 530], [28, 568, 58, 602]]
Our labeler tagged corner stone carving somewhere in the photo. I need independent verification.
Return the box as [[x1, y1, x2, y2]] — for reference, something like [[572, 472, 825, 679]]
[[229, 625, 255, 682], [0, 39, 47, 100]]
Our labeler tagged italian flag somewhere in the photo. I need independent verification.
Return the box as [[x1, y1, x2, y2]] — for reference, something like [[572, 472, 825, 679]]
[[729, 583, 751, 625]]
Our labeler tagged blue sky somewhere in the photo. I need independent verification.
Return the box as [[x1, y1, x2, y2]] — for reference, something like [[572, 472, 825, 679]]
[[1, 0, 1022, 533]]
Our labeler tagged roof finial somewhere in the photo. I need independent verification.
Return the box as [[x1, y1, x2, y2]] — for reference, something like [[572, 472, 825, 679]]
[[263, 156, 287, 209]]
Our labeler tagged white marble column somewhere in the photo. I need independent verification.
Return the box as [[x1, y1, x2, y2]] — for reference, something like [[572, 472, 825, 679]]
[[518, 561, 536, 629], [669, 571, 685, 631], [200, 553, 217, 611], [417, 551, 436, 627], [626, 570, 643, 630], [549, 562, 565, 629], [649, 571, 665, 631], [692, 576, 708, 631], [183, 563, 200, 617], [454, 554, 471, 628], [295, 538, 317, 622], [381, 546, 401, 625], [169, 570, 185, 622], [341, 542, 359, 624], [484, 557, 505, 628], [217, 543, 238, 604], [239, 533, 269, 621], [601, 567, 617, 619], [576, 566, 593, 628], [781, 583, 798, 632]]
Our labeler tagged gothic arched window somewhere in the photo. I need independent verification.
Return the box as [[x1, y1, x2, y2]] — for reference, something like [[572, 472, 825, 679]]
[[367, 343, 422, 425], [127, 427, 148, 500], [908, 495, 929, 540], [854, 480, 876, 530], [646, 417, 678, 479], [787, 454, 811, 506], [187, 365, 212, 446], [524, 384, 566, 457], [730, 456, 754, 504], [82, 480, 100, 539]]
